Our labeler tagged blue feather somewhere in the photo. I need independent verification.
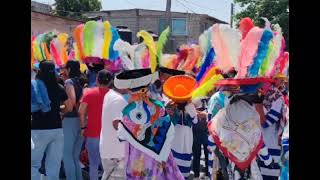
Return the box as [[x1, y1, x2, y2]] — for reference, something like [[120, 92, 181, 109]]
[[196, 48, 215, 82], [109, 27, 120, 61], [248, 29, 273, 77]]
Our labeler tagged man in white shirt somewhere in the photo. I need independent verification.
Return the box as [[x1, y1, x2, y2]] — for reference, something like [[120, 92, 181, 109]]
[[100, 89, 128, 180]]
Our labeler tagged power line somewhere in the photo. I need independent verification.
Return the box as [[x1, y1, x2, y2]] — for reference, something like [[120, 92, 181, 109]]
[[123, 0, 138, 8], [175, 0, 197, 14], [180, 0, 217, 12]]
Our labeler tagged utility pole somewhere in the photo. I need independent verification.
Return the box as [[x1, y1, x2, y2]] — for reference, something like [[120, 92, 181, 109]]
[[165, 0, 173, 52], [165, 0, 172, 30], [230, 2, 234, 28]]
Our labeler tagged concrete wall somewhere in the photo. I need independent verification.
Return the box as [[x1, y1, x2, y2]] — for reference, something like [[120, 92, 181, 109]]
[[31, 11, 83, 35], [85, 9, 225, 48]]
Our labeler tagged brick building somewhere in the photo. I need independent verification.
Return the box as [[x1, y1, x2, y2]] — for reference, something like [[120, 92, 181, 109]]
[[31, 10, 84, 35], [84, 9, 228, 47]]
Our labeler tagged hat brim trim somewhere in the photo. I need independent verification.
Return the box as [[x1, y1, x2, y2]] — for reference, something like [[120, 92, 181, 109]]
[[114, 70, 159, 89], [216, 77, 273, 86], [159, 67, 185, 76]]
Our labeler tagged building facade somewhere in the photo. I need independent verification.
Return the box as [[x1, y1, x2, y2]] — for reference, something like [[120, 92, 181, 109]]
[[84, 9, 228, 47], [31, 1, 52, 14], [31, 11, 84, 35]]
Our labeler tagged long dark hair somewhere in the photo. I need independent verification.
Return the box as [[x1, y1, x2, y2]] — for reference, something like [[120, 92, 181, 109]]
[[37, 60, 60, 95], [66, 60, 81, 78]]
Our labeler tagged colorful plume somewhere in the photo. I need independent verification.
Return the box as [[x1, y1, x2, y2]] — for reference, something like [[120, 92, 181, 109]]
[[73, 24, 85, 60], [113, 39, 134, 70], [212, 24, 240, 73], [102, 21, 112, 59], [239, 17, 254, 40], [196, 48, 215, 82], [192, 74, 223, 99], [266, 25, 284, 76], [236, 27, 264, 78], [269, 37, 286, 77], [182, 45, 201, 71], [258, 42, 273, 76], [137, 30, 157, 72], [109, 27, 120, 61], [83, 21, 97, 57], [248, 29, 274, 77], [157, 26, 170, 62]]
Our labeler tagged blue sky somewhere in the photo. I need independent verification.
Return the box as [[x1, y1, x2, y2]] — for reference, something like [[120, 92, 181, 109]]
[[32, 0, 242, 22]]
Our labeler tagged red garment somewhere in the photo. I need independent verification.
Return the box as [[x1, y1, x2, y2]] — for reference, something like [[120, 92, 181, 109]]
[[80, 87, 109, 138], [284, 95, 289, 107]]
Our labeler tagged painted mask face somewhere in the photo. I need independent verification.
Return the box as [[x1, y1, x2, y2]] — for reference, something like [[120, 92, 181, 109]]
[[123, 101, 153, 125]]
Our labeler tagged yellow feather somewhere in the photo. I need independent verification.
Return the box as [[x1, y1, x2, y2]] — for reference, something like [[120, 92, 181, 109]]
[[137, 30, 157, 72], [58, 33, 68, 44], [192, 74, 223, 99], [102, 21, 112, 59], [33, 40, 42, 61], [73, 43, 80, 61]]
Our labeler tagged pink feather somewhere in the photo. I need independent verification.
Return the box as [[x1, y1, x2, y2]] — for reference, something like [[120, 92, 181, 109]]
[[236, 27, 264, 78], [50, 41, 63, 67], [68, 50, 75, 60], [142, 50, 150, 68], [280, 52, 289, 73], [211, 24, 234, 73], [269, 37, 286, 77]]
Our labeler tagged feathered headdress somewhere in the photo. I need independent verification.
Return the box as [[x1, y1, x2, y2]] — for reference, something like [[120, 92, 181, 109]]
[[239, 17, 254, 40], [212, 24, 241, 73], [50, 33, 72, 67], [207, 18, 288, 93], [137, 30, 157, 73], [73, 20, 121, 66], [156, 27, 170, 63], [196, 27, 215, 83], [114, 30, 157, 71], [113, 30, 161, 90], [32, 32, 57, 62]]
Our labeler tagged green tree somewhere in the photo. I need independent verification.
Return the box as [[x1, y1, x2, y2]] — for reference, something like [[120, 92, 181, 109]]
[[234, 0, 289, 50], [53, 0, 102, 20]]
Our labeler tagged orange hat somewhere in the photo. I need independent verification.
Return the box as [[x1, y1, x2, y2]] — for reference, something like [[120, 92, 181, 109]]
[[274, 73, 288, 82], [163, 75, 196, 103]]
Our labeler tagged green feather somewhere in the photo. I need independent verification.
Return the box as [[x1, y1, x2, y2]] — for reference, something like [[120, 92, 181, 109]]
[[83, 21, 97, 56], [156, 27, 170, 63], [42, 32, 56, 53], [259, 42, 273, 76]]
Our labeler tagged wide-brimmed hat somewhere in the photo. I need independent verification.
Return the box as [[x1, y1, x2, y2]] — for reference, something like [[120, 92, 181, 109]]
[[114, 68, 159, 90], [163, 75, 196, 103], [216, 77, 274, 94]]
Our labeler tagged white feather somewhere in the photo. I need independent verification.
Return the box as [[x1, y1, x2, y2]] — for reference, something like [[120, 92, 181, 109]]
[[219, 24, 241, 69], [93, 21, 104, 58], [113, 39, 134, 70], [266, 24, 282, 74], [160, 54, 174, 67], [261, 17, 271, 30], [133, 43, 147, 69]]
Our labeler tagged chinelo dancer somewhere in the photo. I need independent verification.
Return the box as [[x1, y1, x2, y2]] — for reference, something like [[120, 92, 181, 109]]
[[72, 20, 126, 180], [160, 41, 209, 179], [205, 17, 287, 179], [113, 30, 185, 179], [258, 54, 289, 179]]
